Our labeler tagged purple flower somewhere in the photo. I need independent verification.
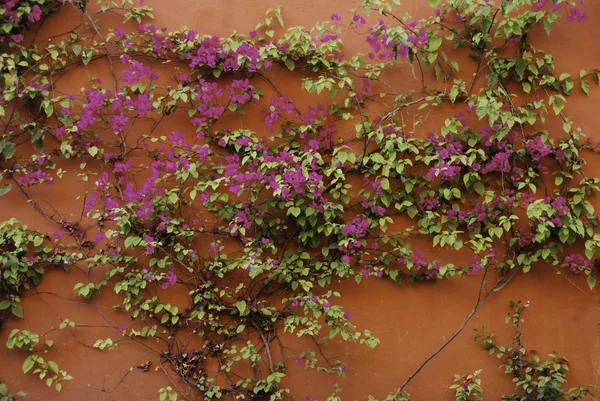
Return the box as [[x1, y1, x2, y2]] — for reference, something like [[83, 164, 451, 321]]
[[352, 13, 367, 27], [120, 61, 158, 85], [53, 231, 63, 239], [16, 169, 54, 186], [532, 0, 547, 12], [525, 136, 552, 162], [92, 232, 105, 244], [418, 196, 439, 211], [322, 300, 331, 310], [295, 356, 304, 365], [4, 0, 17, 9], [426, 163, 461, 181], [412, 249, 429, 271], [467, 256, 483, 275], [562, 254, 592, 274], [291, 298, 300, 307], [567, 7, 588, 23], [110, 114, 128, 134], [330, 13, 342, 21], [114, 26, 126, 37], [28, 5, 43, 22], [236, 137, 251, 146], [320, 34, 339, 43], [343, 310, 352, 319], [482, 149, 513, 174], [340, 364, 348, 372], [341, 216, 370, 237], [168, 131, 185, 145], [166, 271, 177, 285]]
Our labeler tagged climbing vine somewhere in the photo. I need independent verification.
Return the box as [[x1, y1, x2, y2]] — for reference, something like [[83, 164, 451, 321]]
[[472, 301, 596, 401], [452, 301, 596, 401], [0, 0, 598, 399]]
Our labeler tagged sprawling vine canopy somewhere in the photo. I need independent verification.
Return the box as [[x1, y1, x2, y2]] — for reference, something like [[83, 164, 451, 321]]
[[0, 0, 598, 400]]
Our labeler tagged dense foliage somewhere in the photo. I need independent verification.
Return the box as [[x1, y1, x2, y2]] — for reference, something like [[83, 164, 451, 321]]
[[0, 0, 598, 399]]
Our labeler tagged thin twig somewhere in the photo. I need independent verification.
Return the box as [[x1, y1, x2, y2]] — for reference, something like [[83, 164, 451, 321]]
[[393, 268, 503, 397], [82, 9, 117, 95]]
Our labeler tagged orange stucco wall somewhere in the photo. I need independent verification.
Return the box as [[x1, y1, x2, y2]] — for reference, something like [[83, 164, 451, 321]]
[[0, 1, 599, 400]]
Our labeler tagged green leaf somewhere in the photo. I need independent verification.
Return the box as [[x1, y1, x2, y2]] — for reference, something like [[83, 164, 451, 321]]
[[48, 361, 59, 374], [33, 236, 44, 247], [585, 243, 596, 259], [124, 236, 135, 249], [428, 37, 442, 51], [449, 86, 459, 102], [380, 177, 390, 190], [473, 182, 484, 195], [551, 96, 564, 115], [2, 142, 15, 159], [285, 59, 295, 71], [588, 273, 597, 290], [371, 153, 386, 164], [428, 0, 440, 7], [236, 300, 249, 316], [0, 183, 11, 196], [11, 304, 23, 318], [581, 79, 590, 95], [365, 336, 380, 348], [559, 73, 571, 81], [22, 355, 36, 373]]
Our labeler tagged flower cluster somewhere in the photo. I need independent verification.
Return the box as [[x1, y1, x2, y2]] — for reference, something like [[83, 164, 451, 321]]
[[562, 254, 592, 274]]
